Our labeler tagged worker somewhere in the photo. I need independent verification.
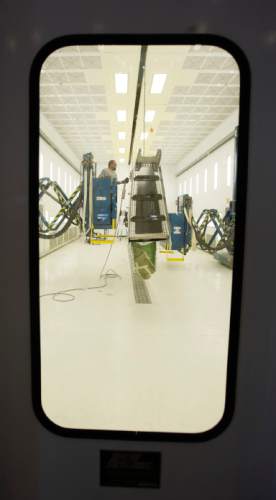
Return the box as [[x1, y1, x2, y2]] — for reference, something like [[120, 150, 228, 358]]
[[98, 160, 129, 184]]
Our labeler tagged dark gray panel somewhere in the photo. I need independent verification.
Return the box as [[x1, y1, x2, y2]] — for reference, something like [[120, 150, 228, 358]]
[[0, 2, 276, 500]]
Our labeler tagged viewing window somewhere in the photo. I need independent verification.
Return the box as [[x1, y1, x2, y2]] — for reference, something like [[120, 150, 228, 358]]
[[32, 38, 247, 439]]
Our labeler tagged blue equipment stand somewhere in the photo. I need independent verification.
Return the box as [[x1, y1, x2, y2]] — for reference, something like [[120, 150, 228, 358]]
[[168, 213, 191, 254], [93, 178, 117, 230]]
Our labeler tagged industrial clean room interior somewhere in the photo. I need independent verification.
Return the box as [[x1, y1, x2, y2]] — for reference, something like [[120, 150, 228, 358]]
[[38, 44, 239, 434]]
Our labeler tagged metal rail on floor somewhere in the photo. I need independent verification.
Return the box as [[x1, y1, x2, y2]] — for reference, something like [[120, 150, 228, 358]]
[[128, 244, 152, 304]]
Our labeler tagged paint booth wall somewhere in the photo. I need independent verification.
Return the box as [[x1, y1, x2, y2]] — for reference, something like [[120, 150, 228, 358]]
[[39, 138, 81, 257], [177, 139, 235, 219], [162, 166, 178, 213], [175, 110, 238, 219]]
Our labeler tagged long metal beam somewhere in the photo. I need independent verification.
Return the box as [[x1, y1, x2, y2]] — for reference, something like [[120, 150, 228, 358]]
[[128, 244, 152, 304], [128, 45, 148, 166], [176, 129, 237, 177]]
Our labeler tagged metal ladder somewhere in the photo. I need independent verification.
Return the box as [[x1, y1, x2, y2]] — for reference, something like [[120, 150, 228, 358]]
[[128, 149, 170, 242]]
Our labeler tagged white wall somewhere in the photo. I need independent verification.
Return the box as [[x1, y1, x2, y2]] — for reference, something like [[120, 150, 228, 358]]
[[175, 110, 239, 177], [39, 138, 81, 195], [40, 113, 80, 168], [177, 140, 235, 219], [39, 115, 82, 257], [174, 110, 238, 219], [162, 167, 177, 213]]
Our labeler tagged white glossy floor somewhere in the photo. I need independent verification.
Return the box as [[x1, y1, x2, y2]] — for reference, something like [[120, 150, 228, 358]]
[[40, 238, 232, 433]]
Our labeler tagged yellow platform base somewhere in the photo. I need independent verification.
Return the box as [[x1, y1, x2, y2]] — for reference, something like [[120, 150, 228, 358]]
[[160, 248, 184, 262], [159, 248, 184, 262], [166, 256, 184, 262], [90, 238, 115, 245]]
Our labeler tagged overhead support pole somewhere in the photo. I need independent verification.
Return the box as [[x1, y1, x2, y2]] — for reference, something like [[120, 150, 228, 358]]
[[128, 45, 148, 166]]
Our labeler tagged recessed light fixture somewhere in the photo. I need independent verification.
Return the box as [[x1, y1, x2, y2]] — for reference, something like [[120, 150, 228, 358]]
[[204, 168, 208, 193], [119, 147, 125, 154], [151, 74, 167, 94], [115, 73, 128, 94], [117, 110, 126, 122], [145, 110, 155, 122], [119, 158, 125, 163], [214, 162, 218, 190], [118, 131, 126, 140], [140, 132, 148, 140]]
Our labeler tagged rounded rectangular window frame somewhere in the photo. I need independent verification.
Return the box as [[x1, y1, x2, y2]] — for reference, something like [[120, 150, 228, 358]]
[[29, 33, 250, 442]]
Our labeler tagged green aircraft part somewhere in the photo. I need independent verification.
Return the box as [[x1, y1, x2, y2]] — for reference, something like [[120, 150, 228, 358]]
[[131, 241, 156, 280]]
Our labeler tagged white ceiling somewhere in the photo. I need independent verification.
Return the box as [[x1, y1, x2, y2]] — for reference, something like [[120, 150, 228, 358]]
[[40, 44, 240, 170]]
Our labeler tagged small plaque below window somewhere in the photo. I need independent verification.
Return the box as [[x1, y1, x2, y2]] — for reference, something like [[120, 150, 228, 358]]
[[100, 450, 161, 488]]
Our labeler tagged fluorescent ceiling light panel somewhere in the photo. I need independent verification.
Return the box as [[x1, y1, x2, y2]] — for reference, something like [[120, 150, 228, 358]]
[[151, 74, 167, 94], [117, 110, 126, 122], [145, 110, 155, 122], [118, 132, 126, 140], [119, 147, 125, 153], [140, 132, 148, 140], [115, 73, 128, 94]]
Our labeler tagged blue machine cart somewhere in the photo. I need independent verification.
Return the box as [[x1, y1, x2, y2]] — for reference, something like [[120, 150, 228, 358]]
[[93, 178, 117, 230], [168, 213, 191, 254]]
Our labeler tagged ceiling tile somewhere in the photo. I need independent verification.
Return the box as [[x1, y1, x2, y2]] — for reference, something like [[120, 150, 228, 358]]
[[182, 56, 205, 69], [81, 56, 102, 69], [40, 44, 239, 170]]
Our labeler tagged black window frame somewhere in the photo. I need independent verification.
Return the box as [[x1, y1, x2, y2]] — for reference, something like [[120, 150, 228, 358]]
[[30, 33, 250, 441]]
